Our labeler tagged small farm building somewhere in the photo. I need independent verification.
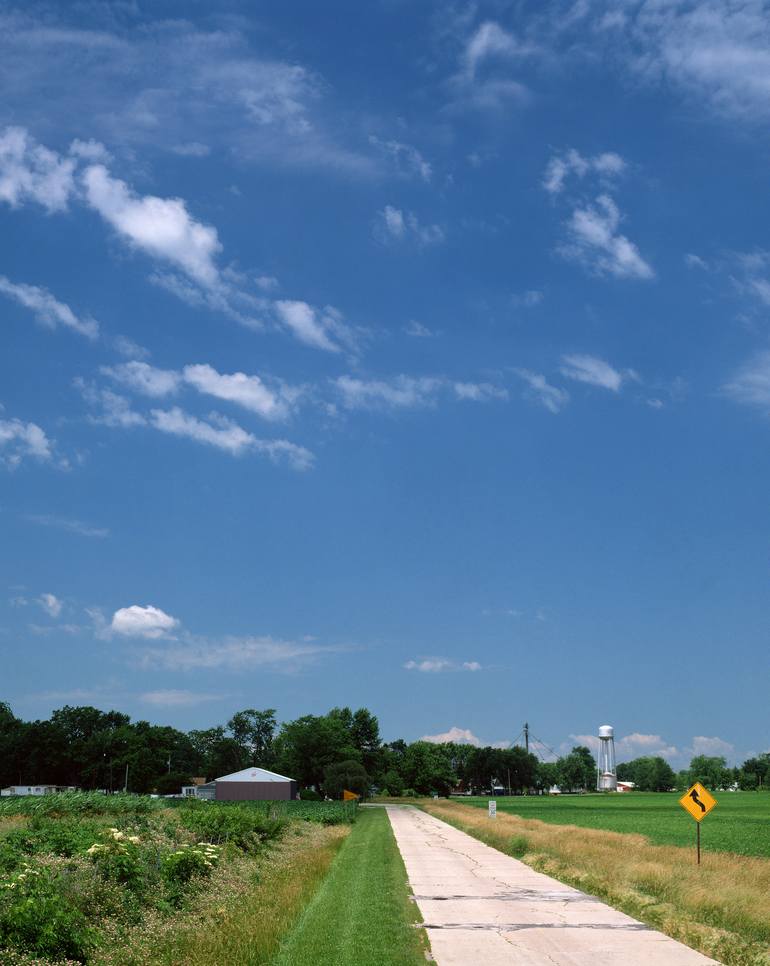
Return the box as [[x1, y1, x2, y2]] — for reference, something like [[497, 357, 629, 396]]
[[195, 767, 298, 801]]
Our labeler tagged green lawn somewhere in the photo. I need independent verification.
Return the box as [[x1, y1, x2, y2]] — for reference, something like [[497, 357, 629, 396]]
[[274, 807, 427, 966], [459, 792, 770, 856]]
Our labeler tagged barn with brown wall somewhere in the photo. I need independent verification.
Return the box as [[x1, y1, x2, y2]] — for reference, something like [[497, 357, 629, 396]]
[[212, 766, 298, 801]]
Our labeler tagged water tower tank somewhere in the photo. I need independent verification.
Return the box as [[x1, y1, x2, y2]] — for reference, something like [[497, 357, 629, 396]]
[[599, 725, 614, 739]]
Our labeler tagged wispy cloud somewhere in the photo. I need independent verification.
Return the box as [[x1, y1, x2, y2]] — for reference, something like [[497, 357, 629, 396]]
[[404, 658, 482, 673], [559, 354, 633, 393], [368, 136, 432, 182], [0, 275, 98, 339], [543, 149, 626, 195], [139, 689, 223, 707], [514, 369, 569, 413], [722, 350, 770, 410], [25, 514, 109, 538], [37, 593, 62, 618], [138, 635, 343, 673], [374, 206, 445, 247]]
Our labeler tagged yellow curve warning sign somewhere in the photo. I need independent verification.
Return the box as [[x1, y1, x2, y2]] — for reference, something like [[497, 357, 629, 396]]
[[679, 782, 717, 822]]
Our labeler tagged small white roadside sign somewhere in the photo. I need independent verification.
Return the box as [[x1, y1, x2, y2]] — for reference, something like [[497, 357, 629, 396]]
[[488, 800, 496, 818]]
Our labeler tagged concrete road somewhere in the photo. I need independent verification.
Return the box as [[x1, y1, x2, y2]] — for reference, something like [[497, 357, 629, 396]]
[[386, 805, 719, 966]]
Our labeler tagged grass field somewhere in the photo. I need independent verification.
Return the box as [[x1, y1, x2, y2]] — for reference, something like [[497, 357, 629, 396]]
[[459, 792, 770, 856], [422, 799, 770, 965], [274, 808, 428, 966], [0, 795, 360, 964]]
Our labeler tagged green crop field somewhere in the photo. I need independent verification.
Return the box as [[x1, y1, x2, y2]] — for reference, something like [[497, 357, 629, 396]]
[[459, 792, 770, 856]]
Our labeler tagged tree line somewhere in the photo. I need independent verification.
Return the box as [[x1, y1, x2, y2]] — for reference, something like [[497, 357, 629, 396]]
[[0, 702, 762, 797]]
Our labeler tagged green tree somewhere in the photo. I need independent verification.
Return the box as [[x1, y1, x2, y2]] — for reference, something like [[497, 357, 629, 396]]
[[227, 709, 277, 767], [400, 742, 455, 796], [688, 755, 730, 789], [557, 746, 596, 792], [323, 760, 369, 798]]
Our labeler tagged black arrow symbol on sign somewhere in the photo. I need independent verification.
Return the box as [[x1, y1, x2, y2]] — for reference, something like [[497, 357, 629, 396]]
[[689, 788, 706, 813]]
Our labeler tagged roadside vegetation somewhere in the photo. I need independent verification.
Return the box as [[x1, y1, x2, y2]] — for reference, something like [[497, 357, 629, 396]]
[[0, 794, 357, 964], [460, 791, 770, 856], [421, 798, 770, 966], [274, 808, 428, 966]]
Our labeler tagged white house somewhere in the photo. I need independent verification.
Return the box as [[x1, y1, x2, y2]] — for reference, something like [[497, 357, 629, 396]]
[[1, 784, 77, 796]]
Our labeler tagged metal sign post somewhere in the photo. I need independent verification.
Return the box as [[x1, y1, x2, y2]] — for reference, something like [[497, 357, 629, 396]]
[[678, 782, 717, 865]]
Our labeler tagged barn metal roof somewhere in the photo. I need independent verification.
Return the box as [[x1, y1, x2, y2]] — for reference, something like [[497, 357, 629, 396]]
[[215, 767, 294, 783]]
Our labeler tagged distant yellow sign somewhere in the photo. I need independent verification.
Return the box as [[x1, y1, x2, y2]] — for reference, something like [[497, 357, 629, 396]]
[[342, 789, 360, 801], [679, 782, 717, 822]]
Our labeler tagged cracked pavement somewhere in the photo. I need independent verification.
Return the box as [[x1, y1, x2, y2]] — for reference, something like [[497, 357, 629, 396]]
[[385, 805, 719, 965]]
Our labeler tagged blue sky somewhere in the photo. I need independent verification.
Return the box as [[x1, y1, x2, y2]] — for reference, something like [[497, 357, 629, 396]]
[[1, 0, 769, 768]]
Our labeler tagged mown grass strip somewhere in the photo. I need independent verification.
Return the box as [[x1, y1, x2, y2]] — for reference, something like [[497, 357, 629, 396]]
[[93, 821, 349, 966], [274, 807, 428, 966], [420, 799, 770, 966]]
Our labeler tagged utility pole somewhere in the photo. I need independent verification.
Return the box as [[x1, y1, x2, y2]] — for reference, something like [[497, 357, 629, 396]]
[[124, 764, 129, 794], [524, 722, 529, 754], [167, 754, 172, 774]]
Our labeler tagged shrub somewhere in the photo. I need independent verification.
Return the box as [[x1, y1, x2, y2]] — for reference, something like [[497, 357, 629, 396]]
[[161, 843, 219, 888], [86, 827, 144, 889], [402, 788, 418, 798], [299, 789, 322, 802], [178, 804, 286, 850], [0, 862, 94, 960]]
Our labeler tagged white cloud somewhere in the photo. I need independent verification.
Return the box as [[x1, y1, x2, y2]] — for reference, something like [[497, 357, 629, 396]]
[[335, 375, 443, 411], [273, 300, 348, 353], [82, 164, 222, 289], [183, 364, 298, 421], [722, 350, 770, 410], [559, 194, 653, 280], [110, 604, 179, 640], [463, 21, 521, 80], [148, 406, 260, 454], [0, 126, 76, 212], [101, 361, 181, 398], [139, 635, 338, 672], [139, 689, 221, 706], [514, 369, 569, 413], [453, 382, 508, 402], [149, 406, 313, 470], [255, 275, 279, 292], [598, 1, 770, 124], [543, 148, 626, 195], [404, 320, 436, 338], [559, 354, 627, 392], [0, 276, 98, 338], [374, 206, 445, 247], [77, 379, 146, 428], [111, 335, 150, 360], [37, 593, 62, 618], [404, 658, 483, 673], [685, 253, 708, 270], [422, 726, 482, 746], [0, 415, 54, 467], [689, 736, 735, 759], [368, 136, 432, 181]]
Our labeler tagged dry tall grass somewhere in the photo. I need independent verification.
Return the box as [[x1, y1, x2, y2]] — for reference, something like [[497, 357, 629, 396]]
[[420, 800, 770, 966]]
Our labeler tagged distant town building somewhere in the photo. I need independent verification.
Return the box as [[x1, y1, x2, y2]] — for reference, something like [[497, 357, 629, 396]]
[[616, 781, 635, 793]]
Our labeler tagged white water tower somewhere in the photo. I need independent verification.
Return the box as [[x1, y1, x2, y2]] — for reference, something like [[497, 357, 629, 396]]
[[596, 724, 617, 791]]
